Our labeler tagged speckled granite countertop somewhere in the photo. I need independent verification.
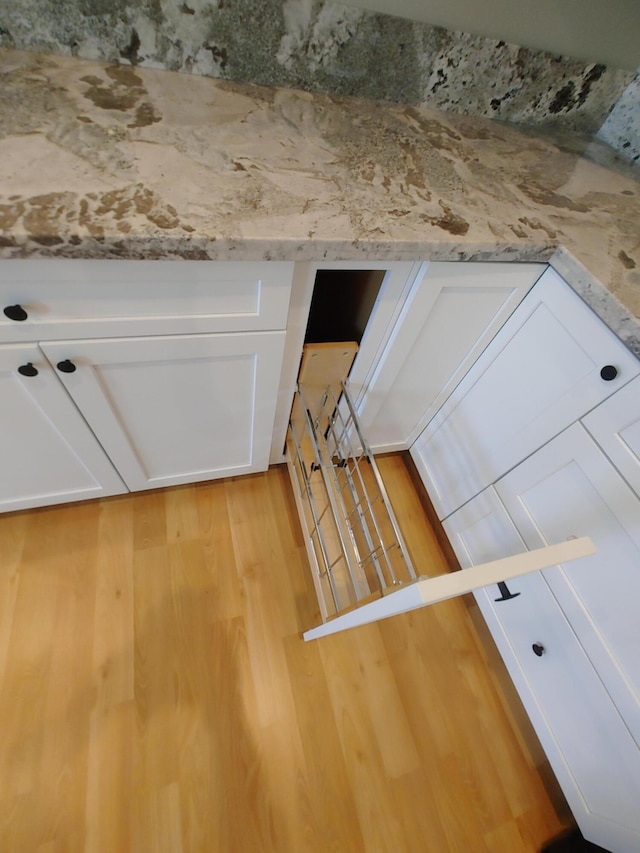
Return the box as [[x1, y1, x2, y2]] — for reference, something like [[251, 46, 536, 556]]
[[1, 49, 639, 355]]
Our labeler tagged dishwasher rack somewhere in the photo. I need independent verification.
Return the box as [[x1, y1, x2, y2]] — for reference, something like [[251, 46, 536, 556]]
[[286, 377, 417, 623]]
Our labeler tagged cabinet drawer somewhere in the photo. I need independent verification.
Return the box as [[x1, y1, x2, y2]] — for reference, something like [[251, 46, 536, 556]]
[[0, 260, 294, 340]]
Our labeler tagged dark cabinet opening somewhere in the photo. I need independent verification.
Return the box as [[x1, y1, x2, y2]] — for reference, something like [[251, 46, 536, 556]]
[[303, 269, 385, 346]]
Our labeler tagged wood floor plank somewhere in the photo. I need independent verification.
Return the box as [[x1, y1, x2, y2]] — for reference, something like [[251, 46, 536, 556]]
[[0, 461, 569, 852], [194, 479, 245, 623], [92, 496, 135, 711], [85, 700, 134, 853], [165, 485, 200, 545], [282, 632, 366, 853], [0, 510, 26, 686]]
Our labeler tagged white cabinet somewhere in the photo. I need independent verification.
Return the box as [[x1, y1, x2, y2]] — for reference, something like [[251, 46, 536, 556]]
[[0, 260, 294, 511], [443, 474, 640, 853], [440, 366, 640, 853], [40, 332, 286, 491], [411, 267, 640, 520], [494, 422, 640, 744], [359, 261, 545, 452], [426, 269, 640, 851], [0, 343, 126, 512]]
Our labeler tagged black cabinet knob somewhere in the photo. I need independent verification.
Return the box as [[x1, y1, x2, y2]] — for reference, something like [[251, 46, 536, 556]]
[[18, 362, 38, 377], [56, 359, 77, 374], [3, 304, 28, 322], [600, 365, 618, 381], [532, 643, 545, 657]]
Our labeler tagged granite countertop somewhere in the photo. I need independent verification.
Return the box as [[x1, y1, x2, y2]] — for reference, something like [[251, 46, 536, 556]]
[[1, 48, 639, 355]]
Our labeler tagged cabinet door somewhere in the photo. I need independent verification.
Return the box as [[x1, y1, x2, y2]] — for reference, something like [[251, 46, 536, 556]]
[[495, 422, 640, 748], [41, 332, 286, 491], [360, 261, 545, 452], [0, 344, 126, 512], [444, 486, 640, 853], [411, 268, 640, 520], [582, 374, 640, 499]]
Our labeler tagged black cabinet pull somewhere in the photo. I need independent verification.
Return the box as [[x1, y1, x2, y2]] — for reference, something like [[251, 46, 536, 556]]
[[494, 581, 520, 602], [56, 359, 77, 374], [18, 362, 38, 377], [4, 304, 28, 322], [532, 643, 545, 657], [600, 365, 618, 381]]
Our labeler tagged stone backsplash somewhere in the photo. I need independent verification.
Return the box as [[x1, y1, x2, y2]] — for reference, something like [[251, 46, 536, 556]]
[[598, 72, 640, 163], [0, 0, 635, 144]]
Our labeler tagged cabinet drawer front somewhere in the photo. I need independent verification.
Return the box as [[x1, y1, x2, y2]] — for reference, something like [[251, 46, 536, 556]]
[[0, 260, 293, 339], [582, 374, 640, 499], [411, 267, 640, 520]]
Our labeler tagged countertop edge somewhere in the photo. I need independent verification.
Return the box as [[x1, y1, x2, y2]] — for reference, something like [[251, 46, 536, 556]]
[[549, 246, 640, 358]]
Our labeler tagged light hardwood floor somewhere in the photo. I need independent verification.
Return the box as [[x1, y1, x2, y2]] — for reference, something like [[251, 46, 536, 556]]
[[0, 456, 568, 852]]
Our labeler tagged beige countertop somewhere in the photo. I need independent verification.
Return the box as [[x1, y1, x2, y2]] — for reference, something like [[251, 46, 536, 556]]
[[1, 48, 639, 355]]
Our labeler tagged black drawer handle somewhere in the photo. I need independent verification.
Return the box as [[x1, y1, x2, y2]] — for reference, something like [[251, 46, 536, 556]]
[[600, 365, 618, 381], [4, 304, 28, 322], [532, 643, 545, 657], [18, 362, 38, 377], [57, 359, 77, 374], [494, 581, 520, 602]]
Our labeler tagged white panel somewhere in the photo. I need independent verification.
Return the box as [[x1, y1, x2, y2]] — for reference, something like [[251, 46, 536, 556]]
[[41, 332, 286, 491], [495, 423, 640, 747], [445, 486, 640, 852], [582, 374, 640, 498], [411, 268, 640, 519], [360, 261, 544, 451], [0, 260, 293, 339], [0, 344, 126, 512], [477, 574, 640, 851], [96, 355, 256, 479]]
